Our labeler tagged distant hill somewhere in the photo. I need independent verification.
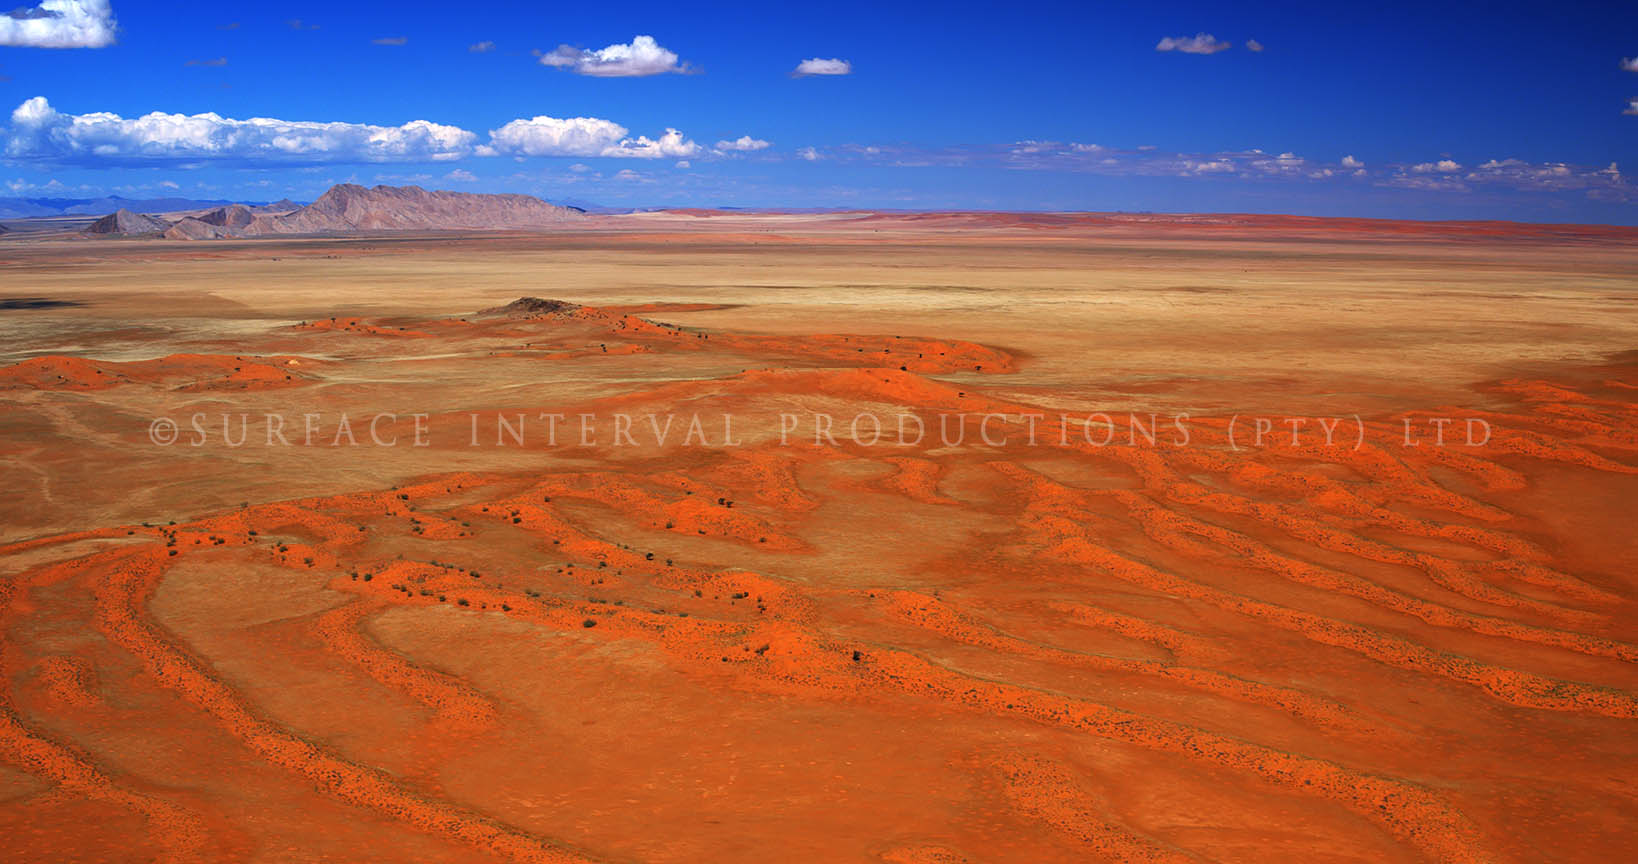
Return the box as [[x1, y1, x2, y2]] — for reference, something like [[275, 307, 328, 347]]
[[61, 197, 242, 216], [155, 204, 255, 240], [163, 218, 232, 241], [83, 209, 171, 236], [241, 184, 587, 235], [198, 204, 256, 229], [5, 185, 589, 239], [0, 195, 288, 219], [251, 199, 303, 214], [551, 197, 645, 215]]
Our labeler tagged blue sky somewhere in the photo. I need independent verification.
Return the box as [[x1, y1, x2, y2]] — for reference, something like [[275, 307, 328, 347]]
[[2, 0, 1636, 222]]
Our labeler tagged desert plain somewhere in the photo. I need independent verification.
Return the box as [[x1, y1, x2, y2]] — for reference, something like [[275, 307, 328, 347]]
[[1, 212, 1636, 862]]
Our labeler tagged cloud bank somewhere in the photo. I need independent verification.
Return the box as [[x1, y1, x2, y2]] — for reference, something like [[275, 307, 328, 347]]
[[0, 0, 116, 48], [4, 97, 477, 164], [1001, 140, 1630, 198], [483, 115, 700, 159], [539, 35, 687, 77], [715, 135, 771, 152], [2, 98, 714, 165], [1156, 33, 1230, 54], [6, 97, 1624, 205], [793, 57, 851, 76]]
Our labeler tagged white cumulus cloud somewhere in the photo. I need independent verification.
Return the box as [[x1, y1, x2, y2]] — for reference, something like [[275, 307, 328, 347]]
[[482, 116, 629, 156], [0, 0, 116, 48], [1411, 159, 1462, 173], [1246, 38, 1264, 52], [4, 97, 477, 164], [1622, 57, 1638, 72], [482, 115, 700, 159], [539, 35, 687, 77], [1156, 33, 1230, 54], [793, 57, 851, 76], [607, 129, 699, 158], [1341, 155, 1363, 168], [715, 135, 770, 152]]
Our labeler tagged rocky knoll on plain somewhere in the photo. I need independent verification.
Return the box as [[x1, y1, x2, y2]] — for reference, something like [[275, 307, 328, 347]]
[[200, 204, 257, 229], [241, 184, 587, 235], [83, 208, 171, 236], [163, 218, 231, 240]]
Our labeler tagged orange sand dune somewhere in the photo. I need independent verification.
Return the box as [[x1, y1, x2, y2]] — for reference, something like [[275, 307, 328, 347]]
[[0, 353, 318, 391], [287, 299, 1017, 375]]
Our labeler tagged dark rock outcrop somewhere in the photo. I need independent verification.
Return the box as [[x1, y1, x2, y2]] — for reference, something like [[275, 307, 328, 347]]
[[478, 297, 583, 318]]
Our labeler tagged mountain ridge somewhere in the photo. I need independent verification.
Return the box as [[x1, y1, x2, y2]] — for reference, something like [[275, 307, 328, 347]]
[[40, 185, 590, 239], [241, 184, 586, 235], [0, 195, 260, 219]]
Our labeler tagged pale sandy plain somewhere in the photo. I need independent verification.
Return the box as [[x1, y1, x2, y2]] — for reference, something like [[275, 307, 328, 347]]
[[1, 212, 1635, 862]]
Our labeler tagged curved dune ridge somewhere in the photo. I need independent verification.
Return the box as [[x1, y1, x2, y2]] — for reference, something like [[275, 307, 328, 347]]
[[0, 298, 1635, 862], [0, 353, 318, 391]]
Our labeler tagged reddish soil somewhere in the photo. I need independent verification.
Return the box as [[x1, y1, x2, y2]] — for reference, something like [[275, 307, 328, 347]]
[[0, 219, 1634, 862], [0, 354, 318, 392]]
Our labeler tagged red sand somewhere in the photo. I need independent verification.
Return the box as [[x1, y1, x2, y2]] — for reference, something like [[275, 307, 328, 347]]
[[0, 353, 317, 391], [0, 223, 1635, 862]]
